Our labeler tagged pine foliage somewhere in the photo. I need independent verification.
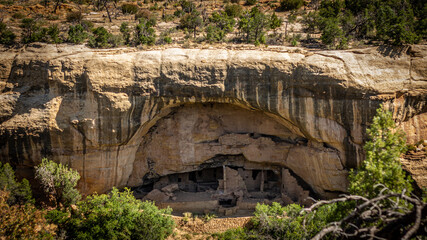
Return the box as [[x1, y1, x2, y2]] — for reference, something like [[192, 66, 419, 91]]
[[349, 105, 412, 198]]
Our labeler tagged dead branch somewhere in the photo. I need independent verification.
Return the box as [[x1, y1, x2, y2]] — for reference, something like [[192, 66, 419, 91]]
[[306, 191, 426, 240]]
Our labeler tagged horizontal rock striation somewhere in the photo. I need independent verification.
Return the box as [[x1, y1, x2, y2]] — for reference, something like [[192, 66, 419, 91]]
[[0, 44, 426, 197]]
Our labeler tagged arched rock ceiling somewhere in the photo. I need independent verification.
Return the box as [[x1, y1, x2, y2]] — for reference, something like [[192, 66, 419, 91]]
[[0, 45, 425, 196]]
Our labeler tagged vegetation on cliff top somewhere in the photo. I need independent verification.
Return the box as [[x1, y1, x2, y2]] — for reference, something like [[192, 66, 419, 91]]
[[0, 0, 424, 49]]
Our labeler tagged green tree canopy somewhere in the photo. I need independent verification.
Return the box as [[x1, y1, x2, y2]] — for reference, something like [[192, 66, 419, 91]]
[[311, 0, 422, 48], [238, 7, 270, 45], [35, 158, 81, 208], [349, 105, 412, 198], [0, 162, 33, 205]]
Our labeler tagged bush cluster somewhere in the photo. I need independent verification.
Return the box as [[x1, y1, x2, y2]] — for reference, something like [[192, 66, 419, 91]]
[[307, 0, 424, 48], [35, 158, 81, 208], [245, 0, 257, 6], [67, 24, 88, 44], [49, 188, 174, 240], [121, 3, 139, 15], [238, 7, 272, 45], [280, 0, 304, 11], [1, 2, 285, 47], [0, 22, 16, 45], [1, 158, 175, 240], [0, 162, 33, 205], [0, 190, 56, 239], [225, 4, 243, 18], [66, 11, 83, 23], [206, 11, 235, 42]]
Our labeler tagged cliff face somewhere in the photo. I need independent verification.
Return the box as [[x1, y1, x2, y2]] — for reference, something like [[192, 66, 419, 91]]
[[0, 44, 426, 197]]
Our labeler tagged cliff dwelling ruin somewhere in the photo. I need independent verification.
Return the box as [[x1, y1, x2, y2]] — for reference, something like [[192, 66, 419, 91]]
[[1, 47, 425, 217], [128, 103, 333, 215]]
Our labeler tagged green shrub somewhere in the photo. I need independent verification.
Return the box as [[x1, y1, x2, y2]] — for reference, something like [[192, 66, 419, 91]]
[[180, 0, 196, 13], [121, 3, 139, 15], [50, 188, 174, 240], [45, 25, 62, 43], [0, 0, 13, 5], [35, 158, 81, 208], [180, 10, 203, 38], [0, 162, 33, 205], [0, 22, 16, 45], [212, 227, 249, 240], [205, 11, 235, 42], [0, 190, 56, 239], [301, 11, 319, 33], [66, 11, 83, 23], [135, 18, 156, 45], [46, 14, 60, 21], [225, 4, 243, 17], [135, 9, 157, 24], [319, 18, 348, 49], [270, 12, 282, 31], [88, 26, 111, 48], [279, 0, 304, 11], [163, 35, 172, 44], [238, 7, 270, 44], [249, 202, 342, 239], [81, 20, 94, 31], [205, 24, 223, 42], [174, 9, 184, 17], [245, 0, 257, 6], [120, 22, 131, 45], [162, 14, 175, 22], [12, 12, 25, 19], [349, 105, 412, 198], [149, 2, 160, 11], [20, 18, 44, 43], [67, 24, 88, 44], [310, 0, 421, 46]]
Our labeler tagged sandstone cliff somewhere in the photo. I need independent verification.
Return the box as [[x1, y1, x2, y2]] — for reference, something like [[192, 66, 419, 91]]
[[0, 44, 426, 197]]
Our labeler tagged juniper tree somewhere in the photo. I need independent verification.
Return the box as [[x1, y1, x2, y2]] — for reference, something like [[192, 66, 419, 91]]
[[35, 158, 81, 208]]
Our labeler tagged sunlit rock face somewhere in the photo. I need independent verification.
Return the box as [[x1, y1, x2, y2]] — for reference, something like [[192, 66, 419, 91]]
[[0, 44, 426, 197]]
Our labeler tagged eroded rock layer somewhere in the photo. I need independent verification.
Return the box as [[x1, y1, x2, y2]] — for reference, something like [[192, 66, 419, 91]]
[[0, 44, 426, 197]]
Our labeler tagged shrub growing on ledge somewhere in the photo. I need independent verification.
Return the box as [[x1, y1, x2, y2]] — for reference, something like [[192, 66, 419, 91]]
[[88, 26, 112, 48], [35, 158, 81, 208], [50, 188, 174, 240], [238, 7, 270, 45], [0, 22, 16, 45], [67, 24, 88, 44], [135, 18, 156, 45]]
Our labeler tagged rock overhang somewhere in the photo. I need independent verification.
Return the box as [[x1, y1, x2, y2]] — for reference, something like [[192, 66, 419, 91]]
[[0, 44, 425, 198]]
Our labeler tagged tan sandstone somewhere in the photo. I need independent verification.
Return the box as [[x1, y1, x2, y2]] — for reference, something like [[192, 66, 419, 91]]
[[0, 44, 426, 197]]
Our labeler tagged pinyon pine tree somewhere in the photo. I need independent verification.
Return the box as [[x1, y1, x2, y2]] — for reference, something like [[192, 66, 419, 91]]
[[349, 104, 412, 198]]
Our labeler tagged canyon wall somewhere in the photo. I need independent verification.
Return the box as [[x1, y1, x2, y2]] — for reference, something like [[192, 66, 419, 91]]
[[0, 44, 426, 197]]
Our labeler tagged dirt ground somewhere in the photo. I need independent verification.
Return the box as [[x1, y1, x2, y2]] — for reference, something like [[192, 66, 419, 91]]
[[167, 215, 251, 240]]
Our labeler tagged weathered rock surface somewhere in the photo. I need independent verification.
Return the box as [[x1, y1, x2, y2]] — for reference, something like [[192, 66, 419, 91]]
[[0, 44, 426, 197]]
